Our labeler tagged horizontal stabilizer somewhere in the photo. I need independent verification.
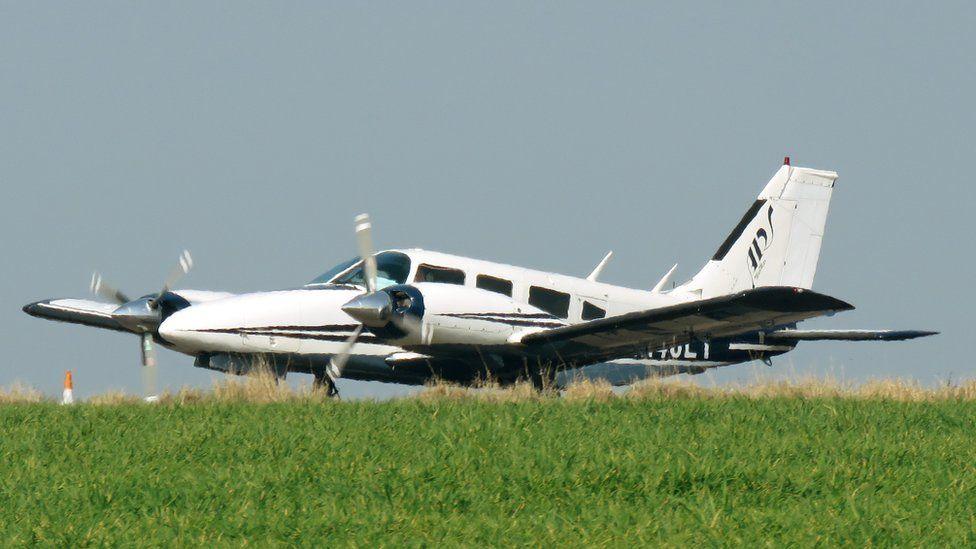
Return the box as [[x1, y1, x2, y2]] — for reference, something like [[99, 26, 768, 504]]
[[765, 329, 938, 341]]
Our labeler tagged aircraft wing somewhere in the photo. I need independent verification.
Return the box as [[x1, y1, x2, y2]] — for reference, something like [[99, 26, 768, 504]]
[[764, 329, 938, 341], [519, 287, 853, 364], [22, 298, 130, 333]]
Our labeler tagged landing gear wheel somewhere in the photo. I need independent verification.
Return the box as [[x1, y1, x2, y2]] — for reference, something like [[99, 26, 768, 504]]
[[313, 372, 340, 399]]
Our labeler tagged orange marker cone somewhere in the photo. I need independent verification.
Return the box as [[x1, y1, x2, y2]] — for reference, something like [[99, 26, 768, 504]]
[[61, 370, 74, 405]]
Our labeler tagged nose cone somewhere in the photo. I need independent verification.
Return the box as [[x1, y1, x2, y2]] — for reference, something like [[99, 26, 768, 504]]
[[157, 305, 225, 351], [341, 292, 392, 327], [157, 307, 192, 345]]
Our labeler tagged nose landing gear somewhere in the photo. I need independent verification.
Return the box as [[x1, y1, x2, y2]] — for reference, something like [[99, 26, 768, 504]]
[[747, 349, 774, 367]]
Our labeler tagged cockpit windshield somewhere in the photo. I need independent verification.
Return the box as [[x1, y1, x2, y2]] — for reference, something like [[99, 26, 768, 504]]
[[306, 257, 359, 286], [306, 251, 412, 289]]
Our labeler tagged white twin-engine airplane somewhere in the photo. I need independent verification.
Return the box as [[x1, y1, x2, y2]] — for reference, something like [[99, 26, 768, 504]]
[[24, 160, 936, 397]]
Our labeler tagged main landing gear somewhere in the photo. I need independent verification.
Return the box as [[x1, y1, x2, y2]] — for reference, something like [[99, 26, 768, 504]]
[[528, 365, 558, 393], [313, 371, 340, 398]]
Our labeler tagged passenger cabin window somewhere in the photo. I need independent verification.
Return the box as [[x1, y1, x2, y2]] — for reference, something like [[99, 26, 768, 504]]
[[582, 301, 607, 320], [331, 251, 411, 289], [528, 286, 571, 319], [476, 274, 513, 297], [415, 264, 466, 285]]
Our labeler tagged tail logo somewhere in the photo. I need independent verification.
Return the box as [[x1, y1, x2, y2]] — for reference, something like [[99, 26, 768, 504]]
[[746, 206, 774, 283]]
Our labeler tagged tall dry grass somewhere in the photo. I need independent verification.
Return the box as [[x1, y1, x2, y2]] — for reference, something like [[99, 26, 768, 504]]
[[204, 367, 332, 404], [0, 382, 44, 404], [561, 379, 616, 402], [418, 376, 976, 403], [4, 372, 976, 404], [418, 379, 542, 403], [625, 377, 976, 402]]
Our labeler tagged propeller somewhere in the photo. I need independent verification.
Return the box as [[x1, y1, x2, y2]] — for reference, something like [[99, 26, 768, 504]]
[[319, 215, 378, 394], [323, 215, 428, 397], [343, 214, 423, 334], [89, 250, 194, 401]]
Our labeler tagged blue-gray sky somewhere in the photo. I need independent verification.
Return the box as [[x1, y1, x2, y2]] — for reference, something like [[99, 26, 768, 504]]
[[2, 2, 970, 398]]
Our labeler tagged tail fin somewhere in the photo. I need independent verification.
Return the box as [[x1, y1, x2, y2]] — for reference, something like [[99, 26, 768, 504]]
[[680, 161, 838, 298]]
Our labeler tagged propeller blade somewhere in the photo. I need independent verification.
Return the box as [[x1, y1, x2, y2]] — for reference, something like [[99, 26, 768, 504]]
[[326, 324, 363, 381], [354, 214, 377, 293], [161, 250, 193, 293], [141, 332, 156, 367], [90, 272, 130, 304], [141, 333, 158, 401]]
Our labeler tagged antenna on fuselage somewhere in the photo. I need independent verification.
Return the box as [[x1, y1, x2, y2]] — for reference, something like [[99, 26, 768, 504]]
[[651, 263, 678, 293], [586, 251, 613, 282]]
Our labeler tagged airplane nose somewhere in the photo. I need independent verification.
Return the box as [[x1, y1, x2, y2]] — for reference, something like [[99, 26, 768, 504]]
[[341, 292, 392, 327], [157, 306, 205, 347]]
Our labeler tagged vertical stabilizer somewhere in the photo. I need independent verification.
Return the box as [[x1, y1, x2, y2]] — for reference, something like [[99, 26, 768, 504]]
[[679, 162, 838, 298]]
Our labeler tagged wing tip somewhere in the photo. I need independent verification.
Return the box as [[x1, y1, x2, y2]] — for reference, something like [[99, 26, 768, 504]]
[[898, 330, 940, 340], [745, 286, 855, 313], [22, 299, 51, 317]]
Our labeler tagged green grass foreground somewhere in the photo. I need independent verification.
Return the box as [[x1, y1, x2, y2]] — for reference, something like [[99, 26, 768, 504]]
[[1, 398, 975, 546]]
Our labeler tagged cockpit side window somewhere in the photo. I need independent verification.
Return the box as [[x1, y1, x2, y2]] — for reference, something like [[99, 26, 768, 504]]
[[330, 251, 412, 289], [415, 264, 466, 285]]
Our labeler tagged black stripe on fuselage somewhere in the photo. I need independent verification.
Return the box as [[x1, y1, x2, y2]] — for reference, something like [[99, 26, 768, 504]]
[[243, 330, 382, 344], [438, 313, 565, 328], [442, 312, 559, 320], [189, 313, 565, 340], [487, 319, 565, 328], [191, 326, 383, 344], [196, 324, 359, 333]]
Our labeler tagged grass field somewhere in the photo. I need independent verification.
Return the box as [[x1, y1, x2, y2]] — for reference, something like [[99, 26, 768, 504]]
[[2, 379, 975, 546]]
